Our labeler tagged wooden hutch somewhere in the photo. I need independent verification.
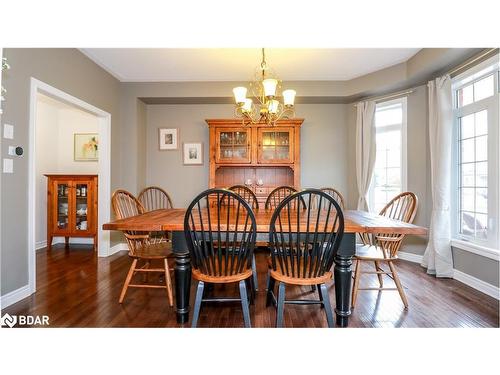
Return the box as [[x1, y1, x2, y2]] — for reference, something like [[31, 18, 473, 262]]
[[45, 174, 98, 251], [207, 119, 304, 207]]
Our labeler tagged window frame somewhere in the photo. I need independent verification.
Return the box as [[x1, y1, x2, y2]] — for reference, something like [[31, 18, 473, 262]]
[[451, 55, 500, 253], [368, 96, 408, 213]]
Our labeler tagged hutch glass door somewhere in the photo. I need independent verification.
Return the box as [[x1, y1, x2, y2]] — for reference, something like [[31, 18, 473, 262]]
[[74, 182, 91, 233], [216, 128, 251, 163], [55, 181, 71, 232], [258, 128, 294, 163]]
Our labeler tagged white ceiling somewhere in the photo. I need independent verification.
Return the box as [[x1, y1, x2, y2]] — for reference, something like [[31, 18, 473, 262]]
[[80, 48, 421, 82]]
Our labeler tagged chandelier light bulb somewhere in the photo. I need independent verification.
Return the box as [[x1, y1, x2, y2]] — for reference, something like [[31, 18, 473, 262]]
[[242, 98, 253, 113], [268, 99, 279, 114], [262, 79, 278, 98], [233, 87, 247, 104], [283, 89, 296, 107]]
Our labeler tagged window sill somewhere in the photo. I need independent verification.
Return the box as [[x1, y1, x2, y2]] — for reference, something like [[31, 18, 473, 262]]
[[451, 239, 500, 261]]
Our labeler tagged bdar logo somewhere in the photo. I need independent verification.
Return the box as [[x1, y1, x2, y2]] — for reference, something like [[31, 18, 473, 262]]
[[1, 313, 17, 328]]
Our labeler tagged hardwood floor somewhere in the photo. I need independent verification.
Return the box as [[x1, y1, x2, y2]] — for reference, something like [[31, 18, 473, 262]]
[[3, 244, 499, 328]]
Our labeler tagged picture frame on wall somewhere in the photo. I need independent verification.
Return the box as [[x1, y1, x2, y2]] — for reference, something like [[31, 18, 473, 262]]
[[158, 128, 179, 150], [183, 142, 203, 165], [74, 133, 99, 161]]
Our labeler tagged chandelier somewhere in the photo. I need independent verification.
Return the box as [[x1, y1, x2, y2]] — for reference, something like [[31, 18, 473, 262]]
[[232, 48, 296, 126]]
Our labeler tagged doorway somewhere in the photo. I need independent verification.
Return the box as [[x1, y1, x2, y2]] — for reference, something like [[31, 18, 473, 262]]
[[28, 78, 111, 294]]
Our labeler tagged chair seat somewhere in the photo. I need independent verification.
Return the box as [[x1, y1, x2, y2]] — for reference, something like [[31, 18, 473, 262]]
[[131, 241, 173, 259], [267, 256, 332, 286], [192, 267, 253, 284], [355, 244, 397, 261]]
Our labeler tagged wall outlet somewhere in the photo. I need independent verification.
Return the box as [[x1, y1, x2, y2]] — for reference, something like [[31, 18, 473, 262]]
[[3, 158, 13, 173], [3, 124, 14, 139]]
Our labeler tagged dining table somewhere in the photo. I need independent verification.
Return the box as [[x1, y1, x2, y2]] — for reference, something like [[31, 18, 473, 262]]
[[103, 208, 427, 327]]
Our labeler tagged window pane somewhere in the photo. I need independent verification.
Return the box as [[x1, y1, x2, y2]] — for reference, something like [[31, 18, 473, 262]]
[[460, 138, 475, 163], [476, 188, 488, 214], [386, 147, 401, 168], [376, 104, 402, 127], [460, 211, 475, 236], [458, 84, 473, 107], [460, 114, 475, 139], [473, 74, 494, 102], [475, 135, 488, 162], [460, 163, 475, 187], [375, 148, 387, 167], [386, 168, 401, 187], [373, 168, 387, 187], [475, 213, 488, 239], [475, 161, 488, 187], [460, 188, 475, 211], [474, 110, 488, 136]]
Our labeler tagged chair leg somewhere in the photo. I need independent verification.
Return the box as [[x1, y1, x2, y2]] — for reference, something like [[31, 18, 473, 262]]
[[276, 282, 286, 328], [351, 259, 362, 308], [119, 259, 137, 304], [266, 272, 276, 307], [388, 261, 409, 308], [251, 254, 259, 292], [320, 283, 334, 328], [311, 285, 316, 292], [164, 258, 174, 307], [239, 280, 252, 328], [245, 278, 254, 305], [191, 281, 205, 328], [143, 260, 150, 282], [317, 284, 324, 308], [374, 261, 383, 287]]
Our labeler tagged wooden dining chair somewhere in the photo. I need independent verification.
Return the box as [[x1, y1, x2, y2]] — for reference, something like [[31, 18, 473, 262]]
[[319, 187, 346, 211], [351, 192, 418, 309], [184, 188, 257, 328], [265, 185, 305, 210], [111, 189, 174, 306], [138, 186, 174, 243], [266, 189, 345, 328]]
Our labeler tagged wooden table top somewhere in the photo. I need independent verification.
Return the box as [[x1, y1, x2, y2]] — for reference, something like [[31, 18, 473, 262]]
[[103, 208, 427, 235]]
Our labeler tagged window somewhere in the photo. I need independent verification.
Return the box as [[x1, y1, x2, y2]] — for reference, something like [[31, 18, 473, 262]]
[[452, 56, 499, 250], [368, 98, 407, 213]]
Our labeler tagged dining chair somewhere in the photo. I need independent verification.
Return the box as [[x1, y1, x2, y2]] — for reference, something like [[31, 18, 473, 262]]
[[266, 189, 344, 327], [111, 189, 174, 306], [351, 192, 418, 309], [138, 186, 174, 243], [319, 187, 346, 211], [265, 185, 305, 210], [184, 188, 257, 328]]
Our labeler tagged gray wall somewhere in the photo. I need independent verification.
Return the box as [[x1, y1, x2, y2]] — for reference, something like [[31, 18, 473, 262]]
[[145, 103, 349, 208], [1, 48, 122, 296]]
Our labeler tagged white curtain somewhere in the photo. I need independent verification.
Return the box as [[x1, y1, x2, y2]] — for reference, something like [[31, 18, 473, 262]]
[[421, 76, 454, 277], [355, 101, 376, 211]]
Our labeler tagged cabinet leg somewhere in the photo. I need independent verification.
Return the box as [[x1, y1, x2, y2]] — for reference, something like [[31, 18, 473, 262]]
[[47, 235, 53, 250], [65, 237, 69, 248]]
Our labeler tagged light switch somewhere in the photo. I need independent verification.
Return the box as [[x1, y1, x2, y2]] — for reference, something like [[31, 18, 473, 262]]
[[3, 124, 14, 139], [3, 158, 13, 173]]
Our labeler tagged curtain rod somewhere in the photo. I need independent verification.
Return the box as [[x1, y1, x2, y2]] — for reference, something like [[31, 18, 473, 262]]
[[354, 89, 414, 107], [447, 48, 498, 77]]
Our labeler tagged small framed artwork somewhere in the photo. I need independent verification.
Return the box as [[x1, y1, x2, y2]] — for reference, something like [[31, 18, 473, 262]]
[[74, 133, 99, 161], [158, 128, 178, 150], [183, 142, 203, 165]]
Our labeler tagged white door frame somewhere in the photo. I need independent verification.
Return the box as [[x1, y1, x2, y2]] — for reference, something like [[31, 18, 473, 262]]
[[28, 77, 111, 294]]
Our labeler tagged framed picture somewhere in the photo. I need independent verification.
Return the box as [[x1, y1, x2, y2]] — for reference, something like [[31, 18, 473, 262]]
[[74, 133, 99, 161], [183, 142, 203, 165], [158, 128, 178, 150]]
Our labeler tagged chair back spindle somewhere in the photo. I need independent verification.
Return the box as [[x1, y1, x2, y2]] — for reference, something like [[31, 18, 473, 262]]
[[265, 185, 305, 210], [269, 189, 345, 279], [221, 185, 259, 209]]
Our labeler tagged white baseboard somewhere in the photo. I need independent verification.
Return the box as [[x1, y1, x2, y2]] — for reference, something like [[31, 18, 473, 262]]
[[36, 237, 94, 251], [398, 251, 423, 263], [398, 251, 499, 300], [453, 269, 500, 300], [0, 284, 32, 309], [109, 243, 128, 256]]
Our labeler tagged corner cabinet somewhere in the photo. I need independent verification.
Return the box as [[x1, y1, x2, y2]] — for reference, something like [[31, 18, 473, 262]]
[[207, 119, 303, 207], [45, 174, 98, 251]]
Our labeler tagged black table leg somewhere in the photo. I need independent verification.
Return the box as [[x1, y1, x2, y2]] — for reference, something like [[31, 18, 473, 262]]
[[334, 233, 355, 327], [172, 231, 191, 324]]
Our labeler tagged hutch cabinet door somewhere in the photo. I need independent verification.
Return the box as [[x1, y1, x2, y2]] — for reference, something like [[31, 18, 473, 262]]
[[73, 179, 94, 235], [51, 179, 73, 235], [257, 127, 294, 164], [215, 128, 252, 163]]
